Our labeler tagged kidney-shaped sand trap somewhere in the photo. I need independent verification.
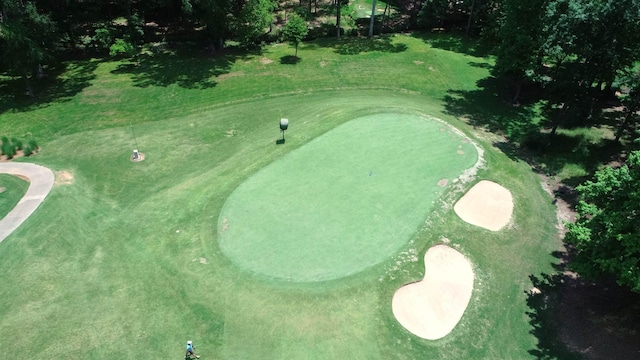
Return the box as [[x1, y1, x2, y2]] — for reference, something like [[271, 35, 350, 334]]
[[392, 244, 474, 340], [453, 180, 513, 231]]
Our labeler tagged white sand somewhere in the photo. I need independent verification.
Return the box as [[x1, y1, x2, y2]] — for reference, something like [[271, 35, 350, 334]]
[[453, 180, 513, 231], [392, 245, 474, 340]]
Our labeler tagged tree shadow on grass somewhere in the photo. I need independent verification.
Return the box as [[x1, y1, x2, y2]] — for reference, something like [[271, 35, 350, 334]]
[[333, 35, 408, 55], [280, 55, 301, 65], [0, 59, 99, 115], [110, 44, 259, 89], [444, 76, 626, 178], [311, 35, 408, 55], [527, 273, 584, 360], [443, 76, 540, 142], [411, 31, 492, 58], [528, 269, 640, 360]]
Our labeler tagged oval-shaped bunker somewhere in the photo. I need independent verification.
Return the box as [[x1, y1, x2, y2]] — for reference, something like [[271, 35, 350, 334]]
[[218, 114, 478, 282]]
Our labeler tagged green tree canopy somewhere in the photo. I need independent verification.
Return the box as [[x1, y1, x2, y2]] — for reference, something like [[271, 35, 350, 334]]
[[492, 0, 548, 103], [235, 0, 276, 46], [565, 151, 640, 292], [282, 13, 307, 57], [0, 0, 56, 96]]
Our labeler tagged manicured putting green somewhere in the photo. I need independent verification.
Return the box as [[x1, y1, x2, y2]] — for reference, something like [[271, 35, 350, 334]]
[[218, 113, 478, 282]]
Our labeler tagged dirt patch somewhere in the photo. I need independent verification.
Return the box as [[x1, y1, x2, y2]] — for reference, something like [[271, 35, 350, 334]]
[[392, 244, 474, 340], [319, 61, 328, 67], [457, 149, 465, 155], [540, 175, 577, 238], [0, 186, 5, 193], [217, 71, 244, 82], [413, 60, 424, 65], [454, 180, 513, 231], [260, 57, 273, 65], [130, 152, 145, 162], [437, 179, 448, 187], [55, 171, 74, 185]]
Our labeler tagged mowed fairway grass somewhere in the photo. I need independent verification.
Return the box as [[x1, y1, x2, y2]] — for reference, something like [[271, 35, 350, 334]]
[[0, 34, 560, 359]]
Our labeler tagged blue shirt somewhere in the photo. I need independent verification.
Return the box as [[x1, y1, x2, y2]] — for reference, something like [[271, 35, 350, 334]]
[[187, 344, 193, 352]]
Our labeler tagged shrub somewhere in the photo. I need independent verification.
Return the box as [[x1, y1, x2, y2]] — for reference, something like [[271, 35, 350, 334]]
[[109, 38, 136, 57], [0, 137, 38, 157], [11, 138, 23, 150], [2, 141, 16, 159], [28, 139, 38, 151]]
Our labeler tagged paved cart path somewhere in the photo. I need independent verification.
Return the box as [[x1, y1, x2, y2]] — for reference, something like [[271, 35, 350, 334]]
[[0, 162, 54, 244]]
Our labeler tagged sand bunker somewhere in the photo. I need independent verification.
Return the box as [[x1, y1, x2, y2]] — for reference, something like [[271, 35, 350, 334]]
[[392, 245, 474, 340], [453, 180, 513, 231]]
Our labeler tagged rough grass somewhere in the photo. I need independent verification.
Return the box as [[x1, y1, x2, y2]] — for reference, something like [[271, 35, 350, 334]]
[[0, 34, 562, 359], [0, 174, 29, 220]]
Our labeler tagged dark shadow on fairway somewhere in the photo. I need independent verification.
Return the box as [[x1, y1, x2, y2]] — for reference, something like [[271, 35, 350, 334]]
[[333, 36, 407, 55], [275, 139, 285, 144], [443, 76, 626, 178], [311, 35, 408, 55], [111, 44, 258, 88], [410, 31, 491, 57], [526, 273, 584, 360], [527, 271, 640, 360], [280, 55, 301, 65], [493, 134, 625, 179], [468, 61, 493, 69], [443, 76, 539, 143], [0, 59, 99, 115]]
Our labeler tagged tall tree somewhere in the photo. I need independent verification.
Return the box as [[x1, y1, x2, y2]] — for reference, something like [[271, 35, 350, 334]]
[[539, 0, 640, 132], [493, 0, 548, 103], [336, 0, 346, 39], [282, 13, 307, 57], [565, 151, 640, 292], [368, 0, 377, 37], [616, 69, 640, 142], [235, 0, 276, 46], [184, 0, 232, 50], [0, 0, 56, 97]]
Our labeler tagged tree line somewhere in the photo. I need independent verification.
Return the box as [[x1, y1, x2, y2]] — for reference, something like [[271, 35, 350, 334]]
[[2, 0, 639, 141]]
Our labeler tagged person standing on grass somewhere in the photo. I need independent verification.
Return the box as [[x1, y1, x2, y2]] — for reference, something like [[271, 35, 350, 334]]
[[186, 340, 200, 359]]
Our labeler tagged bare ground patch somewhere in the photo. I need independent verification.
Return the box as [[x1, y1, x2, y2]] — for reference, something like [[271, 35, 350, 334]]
[[217, 71, 245, 82], [55, 171, 74, 185]]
